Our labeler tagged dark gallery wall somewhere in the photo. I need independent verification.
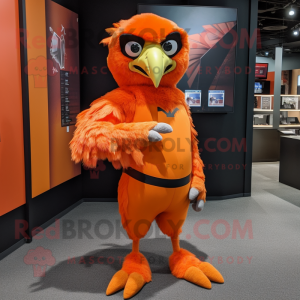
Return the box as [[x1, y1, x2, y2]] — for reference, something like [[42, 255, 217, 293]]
[[75, 0, 258, 200]]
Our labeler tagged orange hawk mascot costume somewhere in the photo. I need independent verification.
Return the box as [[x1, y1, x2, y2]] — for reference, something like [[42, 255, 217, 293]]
[[70, 13, 224, 299]]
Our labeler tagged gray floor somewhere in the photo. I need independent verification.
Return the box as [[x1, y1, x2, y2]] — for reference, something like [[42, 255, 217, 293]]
[[1, 163, 300, 300]]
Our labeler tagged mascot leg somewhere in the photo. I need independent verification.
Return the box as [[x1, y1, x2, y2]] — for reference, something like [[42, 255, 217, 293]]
[[155, 184, 224, 289], [107, 174, 168, 298], [169, 235, 224, 289], [106, 239, 151, 299]]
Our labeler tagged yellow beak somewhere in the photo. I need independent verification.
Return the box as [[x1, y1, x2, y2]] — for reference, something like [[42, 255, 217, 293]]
[[129, 42, 176, 88]]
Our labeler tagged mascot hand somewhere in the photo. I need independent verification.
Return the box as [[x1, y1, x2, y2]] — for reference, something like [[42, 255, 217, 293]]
[[148, 123, 173, 142], [189, 187, 205, 212]]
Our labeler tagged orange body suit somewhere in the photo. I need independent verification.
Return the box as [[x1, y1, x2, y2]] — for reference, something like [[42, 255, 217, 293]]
[[120, 86, 193, 240], [70, 13, 223, 299]]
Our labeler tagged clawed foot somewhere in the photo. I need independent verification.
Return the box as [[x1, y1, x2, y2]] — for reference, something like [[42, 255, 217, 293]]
[[169, 249, 224, 289], [106, 252, 151, 299]]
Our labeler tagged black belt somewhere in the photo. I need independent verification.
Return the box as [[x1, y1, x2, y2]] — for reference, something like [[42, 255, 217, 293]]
[[124, 167, 191, 188]]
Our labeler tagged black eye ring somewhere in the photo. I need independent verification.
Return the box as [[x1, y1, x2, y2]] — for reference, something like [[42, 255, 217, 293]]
[[161, 32, 182, 58], [119, 34, 145, 59]]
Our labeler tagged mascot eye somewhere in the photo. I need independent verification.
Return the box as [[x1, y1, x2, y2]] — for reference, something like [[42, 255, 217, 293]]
[[125, 41, 142, 58], [162, 40, 178, 56], [160, 32, 182, 58], [119, 34, 145, 59]]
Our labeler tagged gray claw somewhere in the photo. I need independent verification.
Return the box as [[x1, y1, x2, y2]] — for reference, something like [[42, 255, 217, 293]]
[[189, 187, 200, 202], [148, 130, 162, 142], [152, 123, 173, 134], [192, 200, 205, 212]]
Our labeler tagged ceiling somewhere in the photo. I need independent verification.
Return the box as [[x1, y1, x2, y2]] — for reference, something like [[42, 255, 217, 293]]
[[257, 0, 300, 57]]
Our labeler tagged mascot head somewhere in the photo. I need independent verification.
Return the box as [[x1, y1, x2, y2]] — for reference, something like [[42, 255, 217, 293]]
[[101, 13, 189, 88]]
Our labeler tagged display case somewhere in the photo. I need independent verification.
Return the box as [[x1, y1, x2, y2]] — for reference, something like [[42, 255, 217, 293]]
[[253, 94, 300, 129], [253, 94, 274, 128], [279, 95, 300, 128]]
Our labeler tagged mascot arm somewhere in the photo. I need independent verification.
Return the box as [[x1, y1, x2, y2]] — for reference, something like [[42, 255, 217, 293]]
[[183, 100, 207, 203], [189, 128, 207, 212], [190, 127, 206, 202], [70, 97, 157, 169]]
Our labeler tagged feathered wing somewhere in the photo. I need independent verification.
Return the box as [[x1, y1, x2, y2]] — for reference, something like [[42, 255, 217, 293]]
[[70, 89, 157, 169]]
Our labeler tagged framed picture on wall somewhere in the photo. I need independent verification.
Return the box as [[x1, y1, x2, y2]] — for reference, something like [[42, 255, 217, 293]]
[[281, 96, 299, 110], [261, 96, 272, 110], [185, 90, 201, 107], [208, 90, 225, 107]]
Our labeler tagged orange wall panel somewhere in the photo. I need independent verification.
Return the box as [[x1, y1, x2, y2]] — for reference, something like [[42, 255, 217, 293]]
[[0, 0, 26, 216], [25, 0, 50, 197], [266, 71, 274, 95]]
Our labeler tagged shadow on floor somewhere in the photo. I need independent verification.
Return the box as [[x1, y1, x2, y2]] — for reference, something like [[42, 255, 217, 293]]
[[29, 238, 208, 299]]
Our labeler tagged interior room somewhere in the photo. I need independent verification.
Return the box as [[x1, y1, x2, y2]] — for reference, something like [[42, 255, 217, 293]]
[[0, 0, 299, 299]]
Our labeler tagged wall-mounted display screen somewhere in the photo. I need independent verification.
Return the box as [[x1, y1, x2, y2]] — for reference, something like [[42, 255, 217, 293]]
[[255, 63, 268, 79], [138, 4, 237, 113], [185, 90, 201, 107], [208, 90, 225, 107], [254, 82, 263, 93], [254, 81, 270, 94]]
